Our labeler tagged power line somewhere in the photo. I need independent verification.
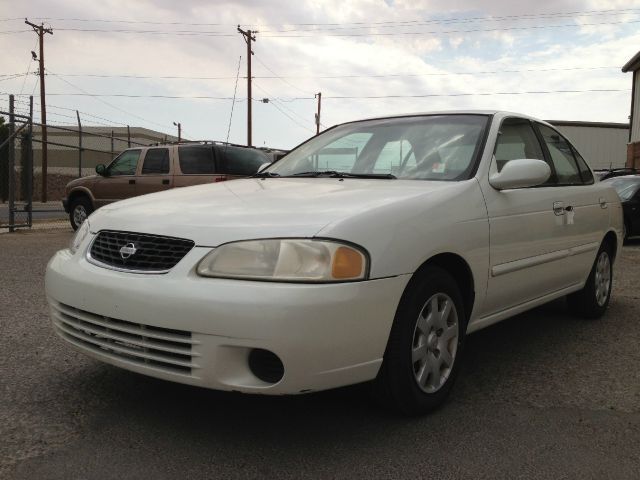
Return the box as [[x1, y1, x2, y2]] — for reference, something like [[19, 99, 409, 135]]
[[46, 69, 176, 130], [12, 7, 640, 27], [19, 39, 39, 95], [225, 55, 242, 145], [3, 16, 640, 38], [253, 56, 314, 95], [23, 65, 619, 82], [2, 88, 629, 101], [253, 81, 311, 125], [255, 10, 640, 32], [258, 19, 640, 37], [319, 88, 630, 99]]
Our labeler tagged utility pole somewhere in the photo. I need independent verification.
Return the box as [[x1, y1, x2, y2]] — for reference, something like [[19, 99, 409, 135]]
[[237, 26, 256, 146], [315, 92, 322, 135], [173, 121, 182, 142], [25, 18, 52, 203]]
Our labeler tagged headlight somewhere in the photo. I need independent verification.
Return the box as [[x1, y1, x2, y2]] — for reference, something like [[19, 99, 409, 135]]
[[196, 239, 368, 282], [69, 220, 90, 254]]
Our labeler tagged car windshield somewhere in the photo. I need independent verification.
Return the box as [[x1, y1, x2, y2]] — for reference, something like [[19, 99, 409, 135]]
[[265, 114, 490, 181], [605, 177, 640, 201]]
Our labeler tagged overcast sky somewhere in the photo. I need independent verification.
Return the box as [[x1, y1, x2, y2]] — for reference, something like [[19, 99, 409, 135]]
[[1, 0, 640, 148]]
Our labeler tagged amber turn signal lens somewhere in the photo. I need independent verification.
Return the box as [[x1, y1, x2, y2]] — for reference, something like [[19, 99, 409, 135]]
[[332, 246, 364, 279]]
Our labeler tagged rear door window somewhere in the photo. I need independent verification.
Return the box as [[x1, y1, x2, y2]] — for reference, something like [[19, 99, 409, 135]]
[[141, 148, 170, 175], [572, 149, 594, 184], [218, 146, 268, 175], [537, 124, 583, 185], [178, 146, 216, 174]]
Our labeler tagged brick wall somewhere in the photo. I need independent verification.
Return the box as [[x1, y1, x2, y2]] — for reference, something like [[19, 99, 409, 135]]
[[627, 142, 640, 168]]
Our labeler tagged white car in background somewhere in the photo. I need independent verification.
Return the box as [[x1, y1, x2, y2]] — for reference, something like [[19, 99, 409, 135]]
[[46, 111, 623, 415]]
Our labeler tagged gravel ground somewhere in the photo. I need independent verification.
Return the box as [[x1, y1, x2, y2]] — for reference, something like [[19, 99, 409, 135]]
[[1, 230, 639, 479]]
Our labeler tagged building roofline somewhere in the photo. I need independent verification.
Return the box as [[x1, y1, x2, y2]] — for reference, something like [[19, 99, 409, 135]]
[[622, 50, 640, 72], [546, 120, 629, 130]]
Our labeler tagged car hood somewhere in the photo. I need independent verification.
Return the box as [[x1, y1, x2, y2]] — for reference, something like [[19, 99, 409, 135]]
[[90, 178, 459, 246]]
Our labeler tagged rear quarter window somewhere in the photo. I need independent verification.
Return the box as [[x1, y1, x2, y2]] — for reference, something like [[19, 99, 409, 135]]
[[218, 146, 268, 175], [178, 146, 216, 174]]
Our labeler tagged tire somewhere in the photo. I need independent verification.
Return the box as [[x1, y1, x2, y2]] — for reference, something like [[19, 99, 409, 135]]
[[373, 266, 466, 416], [69, 196, 93, 231], [567, 243, 613, 319]]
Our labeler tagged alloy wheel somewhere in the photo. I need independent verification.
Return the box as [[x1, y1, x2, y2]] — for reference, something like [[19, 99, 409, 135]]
[[73, 205, 87, 227], [594, 251, 611, 307], [411, 293, 459, 394]]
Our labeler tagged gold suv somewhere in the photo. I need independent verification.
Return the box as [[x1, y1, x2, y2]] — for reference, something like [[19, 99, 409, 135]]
[[63, 142, 281, 229]]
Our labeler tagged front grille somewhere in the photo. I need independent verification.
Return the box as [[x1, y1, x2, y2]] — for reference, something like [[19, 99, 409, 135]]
[[89, 230, 194, 272], [51, 302, 198, 375]]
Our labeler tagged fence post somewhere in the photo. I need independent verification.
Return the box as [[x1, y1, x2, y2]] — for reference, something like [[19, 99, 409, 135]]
[[76, 110, 82, 178], [111, 130, 114, 157], [26, 96, 33, 227], [8, 95, 15, 232], [127, 125, 131, 147]]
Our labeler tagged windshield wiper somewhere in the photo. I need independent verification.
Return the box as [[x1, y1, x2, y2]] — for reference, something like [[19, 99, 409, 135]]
[[252, 171, 281, 178], [290, 170, 396, 179]]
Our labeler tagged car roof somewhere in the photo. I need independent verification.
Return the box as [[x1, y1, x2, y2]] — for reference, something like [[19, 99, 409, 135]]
[[338, 110, 554, 128]]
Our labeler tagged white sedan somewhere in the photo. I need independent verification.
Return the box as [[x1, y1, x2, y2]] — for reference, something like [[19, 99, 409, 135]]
[[45, 111, 623, 415]]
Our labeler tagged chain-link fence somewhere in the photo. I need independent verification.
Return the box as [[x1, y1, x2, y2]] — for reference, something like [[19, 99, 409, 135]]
[[1, 94, 175, 232]]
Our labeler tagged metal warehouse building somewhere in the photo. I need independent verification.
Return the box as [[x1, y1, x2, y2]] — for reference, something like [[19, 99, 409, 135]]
[[623, 50, 640, 168], [547, 120, 629, 170]]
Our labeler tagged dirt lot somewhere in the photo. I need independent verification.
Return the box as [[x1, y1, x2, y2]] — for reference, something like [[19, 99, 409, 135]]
[[1, 230, 639, 479]]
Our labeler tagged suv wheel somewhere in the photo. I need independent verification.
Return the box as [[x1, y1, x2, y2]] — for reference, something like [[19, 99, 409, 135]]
[[69, 196, 93, 231]]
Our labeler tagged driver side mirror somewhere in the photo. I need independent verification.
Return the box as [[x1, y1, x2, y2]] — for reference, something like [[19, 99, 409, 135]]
[[489, 159, 551, 190], [95, 164, 107, 176]]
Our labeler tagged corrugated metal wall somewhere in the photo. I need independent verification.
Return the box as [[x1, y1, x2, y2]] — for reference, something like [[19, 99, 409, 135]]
[[632, 70, 640, 143], [552, 124, 629, 170]]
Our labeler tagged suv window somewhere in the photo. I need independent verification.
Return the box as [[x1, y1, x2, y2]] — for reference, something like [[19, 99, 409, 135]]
[[218, 146, 267, 175], [494, 118, 545, 172], [141, 148, 170, 175], [108, 149, 140, 176], [537, 124, 583, 185], [179, 146, 216, 174]]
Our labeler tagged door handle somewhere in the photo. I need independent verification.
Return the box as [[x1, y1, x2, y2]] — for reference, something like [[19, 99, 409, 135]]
[[162, 179, 170, 185], [553, 201, 565, 215], [599, 197, 608, 209], [129, 179, 136, 185]]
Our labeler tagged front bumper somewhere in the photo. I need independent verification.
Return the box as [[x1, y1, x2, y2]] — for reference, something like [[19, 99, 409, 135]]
[[62, 198, 69, 213], [45, 247, 411, 394]]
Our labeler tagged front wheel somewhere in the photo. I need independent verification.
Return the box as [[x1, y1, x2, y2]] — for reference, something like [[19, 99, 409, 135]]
[[373, 266, 466, 415], [567, 244, 613, 318], [69, 196, 93, 231]]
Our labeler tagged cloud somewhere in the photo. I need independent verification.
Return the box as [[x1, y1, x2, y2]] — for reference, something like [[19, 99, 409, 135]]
[[1, 0, 639, 148]]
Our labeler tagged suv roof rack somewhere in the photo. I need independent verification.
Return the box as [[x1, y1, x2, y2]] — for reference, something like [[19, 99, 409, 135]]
[[146, 140, 289, 152]]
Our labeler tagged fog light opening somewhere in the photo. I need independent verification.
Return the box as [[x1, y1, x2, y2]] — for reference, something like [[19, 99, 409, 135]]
[[248, 349, 284, 384]]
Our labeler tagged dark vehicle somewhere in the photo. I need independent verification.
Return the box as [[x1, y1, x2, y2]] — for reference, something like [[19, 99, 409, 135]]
[[594, 167, 639, 181], [63, 141, 276, 230], [603, 175, 640, 240]]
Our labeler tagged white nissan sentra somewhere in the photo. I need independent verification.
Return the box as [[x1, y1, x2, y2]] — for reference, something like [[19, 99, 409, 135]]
[[46, 111, 623, 414]]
